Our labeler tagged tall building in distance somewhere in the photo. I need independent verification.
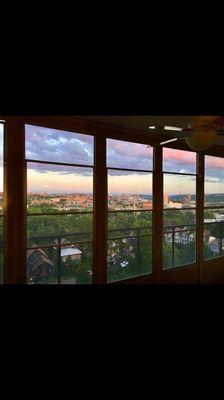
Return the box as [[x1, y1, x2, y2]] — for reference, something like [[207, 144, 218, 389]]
[[164, 192, 169, 206], [183, 194, 191, 207]]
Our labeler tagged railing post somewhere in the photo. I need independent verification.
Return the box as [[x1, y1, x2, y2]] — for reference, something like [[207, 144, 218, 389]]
[[219, 222, 222, 256], [172, 228, 175, 268], [137, 228, 140, 275], [58, 237, 61, 284]]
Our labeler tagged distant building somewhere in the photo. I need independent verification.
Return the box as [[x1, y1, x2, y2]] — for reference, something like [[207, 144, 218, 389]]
[[142, 200, 152, 210], [183, 194, 191, 207], [166, 201, 182, 209], [164, 193, 169, 206]]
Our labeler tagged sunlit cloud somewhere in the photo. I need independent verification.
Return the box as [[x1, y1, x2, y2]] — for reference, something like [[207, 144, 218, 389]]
[[205, 177, 222, 183]]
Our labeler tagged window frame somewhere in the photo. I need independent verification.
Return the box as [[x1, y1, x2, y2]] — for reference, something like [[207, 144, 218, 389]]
[[106, 136, 155, 283], [203, 154, 224, 262], [162, 146, 198, 271], [1, 114, 224, 284], [25, 125, 95, 284]]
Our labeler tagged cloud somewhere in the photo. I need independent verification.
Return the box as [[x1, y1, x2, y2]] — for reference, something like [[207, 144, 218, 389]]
[[28, 162, 93, 176], [205, 176, 223, 183], [25, 127, 224, 183], [163, 148, 196, 173], [205, 156, 224, 169], [107, 139, 153, 172], [25, 124, 94, 167]]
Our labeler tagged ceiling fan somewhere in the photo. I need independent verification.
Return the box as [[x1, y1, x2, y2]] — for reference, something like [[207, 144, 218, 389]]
[[149, 116, 224, 151]]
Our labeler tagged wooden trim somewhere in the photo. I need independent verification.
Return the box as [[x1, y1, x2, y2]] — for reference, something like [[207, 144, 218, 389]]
[[160, 264, 199, 284], [153, 146, 163, 282], [93, 135, 107, 283], [110, 272, 155, 284], [4, 117, 26, 283], [197, 153, 204, 282], [201, 257, 224, 283], [1, 116, 169, 146]]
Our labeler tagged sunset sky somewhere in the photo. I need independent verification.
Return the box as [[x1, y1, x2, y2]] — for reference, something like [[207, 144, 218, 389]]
[[1, 123, 224, 194]]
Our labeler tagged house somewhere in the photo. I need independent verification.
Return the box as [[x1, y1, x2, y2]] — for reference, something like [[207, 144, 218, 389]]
[[60, 247, 83, 262], [27, 245, 54, 282]]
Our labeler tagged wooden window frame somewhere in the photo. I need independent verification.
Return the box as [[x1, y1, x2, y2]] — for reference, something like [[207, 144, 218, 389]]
[[1, 114, 224, 284]]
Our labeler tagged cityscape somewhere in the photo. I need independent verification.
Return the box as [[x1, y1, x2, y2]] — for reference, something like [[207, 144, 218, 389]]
[[27, 191, 224, 212], [27, 192, 93, 212]]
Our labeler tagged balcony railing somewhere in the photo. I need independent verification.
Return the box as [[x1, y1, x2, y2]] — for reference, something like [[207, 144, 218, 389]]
[[1, 221, 224, 283]]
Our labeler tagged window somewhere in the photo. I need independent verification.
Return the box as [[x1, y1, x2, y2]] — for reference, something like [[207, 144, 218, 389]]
[[163, 148, 197, 269], [204, 155, 224, 260], [2, 115, 224, 285], [107, 139, 153, 282], [25, 124, 94, 284], [0, 122, 4, 283]]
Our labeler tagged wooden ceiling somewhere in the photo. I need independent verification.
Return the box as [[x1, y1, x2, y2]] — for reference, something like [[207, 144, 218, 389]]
[[81, 115, 224, 146], [82, 115, 220, 132]]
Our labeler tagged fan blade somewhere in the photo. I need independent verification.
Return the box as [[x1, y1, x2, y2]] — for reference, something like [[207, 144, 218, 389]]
[[160, 138, 178, 145], [159, 137, 185, 146]]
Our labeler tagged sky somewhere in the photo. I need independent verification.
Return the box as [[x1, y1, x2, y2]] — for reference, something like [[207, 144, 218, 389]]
[[1, 124, 224, 195]]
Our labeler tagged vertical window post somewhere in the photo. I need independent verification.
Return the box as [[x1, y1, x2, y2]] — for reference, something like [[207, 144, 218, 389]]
[[93, 135, 107, 283], [153, 145, 163, 281], [196, 153, 204, 282], [4, 117, 26, 283]]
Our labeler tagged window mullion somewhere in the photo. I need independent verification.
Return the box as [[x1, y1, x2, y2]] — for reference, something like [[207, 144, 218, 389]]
[[196, 153, 204, 281], [93, 135, 107, 283], [4, 117, 26, 283]]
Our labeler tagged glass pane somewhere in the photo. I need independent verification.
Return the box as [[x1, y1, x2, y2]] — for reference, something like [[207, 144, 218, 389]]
[[107, 139, 153, 170], [108, 211, 152, 239], [25, 124, 94, 166], [204, 155, 224, 207], [163, 209, 196, 228], [163, 210, 196, 270], [108, 170, 152, 210], [27, 162, 93, 213], [163, 229, 196, 270], [163, 148, 196, 174], [108, 211, 152, 282], [27, 243, 92, 284], [163, 174, 196, 209], [204, 208, 224, 260], [27, 213, 93, 247], [107, 235, 152, 282]]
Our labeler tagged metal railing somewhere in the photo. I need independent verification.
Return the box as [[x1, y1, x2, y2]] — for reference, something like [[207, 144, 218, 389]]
[[1, 221, 224, 283]]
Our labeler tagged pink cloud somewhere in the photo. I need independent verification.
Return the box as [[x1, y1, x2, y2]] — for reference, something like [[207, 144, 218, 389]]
[[205, 156, 224, 169], [109, 140, 152, 158], [163, 148, 196, 165]]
